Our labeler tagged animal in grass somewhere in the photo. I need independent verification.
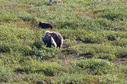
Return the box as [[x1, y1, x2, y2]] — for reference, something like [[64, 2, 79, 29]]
[[49, 0, 63, 4], [39, 21, 54, 29], [42, 31, 63, 48]]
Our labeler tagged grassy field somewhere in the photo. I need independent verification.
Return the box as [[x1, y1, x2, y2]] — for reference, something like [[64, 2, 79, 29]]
[[0, 0, 127, 84]]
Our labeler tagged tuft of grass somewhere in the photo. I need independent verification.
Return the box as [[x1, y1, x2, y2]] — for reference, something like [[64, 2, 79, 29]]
[[116, 47, 127, 58], [21, 59, 69, 76], [107, 33, 117, 41], [94, 53, 116, 61], [113, 38, 127, 46], [18, 12, 34, 21], [71, 43, 117, 58], [50, 73, 99, 84], [0, 59, 14, 82], [93, 4, 127, 21], [76, 59, 114, 75]]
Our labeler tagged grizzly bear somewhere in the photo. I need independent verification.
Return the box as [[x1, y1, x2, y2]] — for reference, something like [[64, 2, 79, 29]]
[[42, 31, 63, 48], [39, 22, 54, 29]]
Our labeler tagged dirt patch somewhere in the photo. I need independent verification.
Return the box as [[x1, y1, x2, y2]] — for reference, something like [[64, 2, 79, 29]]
[[36, 76, 59, 84], [85, 13, 97, 19], [17, 6, 30, 11], [113, 58, 127, 65], [62, 42, 69, 48]]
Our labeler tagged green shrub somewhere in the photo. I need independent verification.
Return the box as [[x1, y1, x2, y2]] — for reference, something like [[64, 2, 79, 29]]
[[0, 42, 11, 53], [0, 13, 14, 22], [72, 44, 117, 57], [99, 74, 118, 84], [76, 59, 114, 75], [93, 7, 127, 21], [0, 10, 18, 22], [59, 29, 78, 39], [60, 29, 106, 43], [18, 12, 34, 21], [62, 48, 78, 55], [0, 60, 14, 82], [21, 59, 68, 76], [16, 0, 48, 6], [0, 25, 38, 55], [50, 73, 99, 84], [78, 31, 105, 43], [94, 53, 116, 61], [38, 64, 68, 76], [20, 59, 41, 73], [99, 73, 127, 84], [79, 16, 103, 30], [78, 47, 96, 58], [30, 46, 62, 59], [121, 65, 127, 74], [32, 41, 44, 49], [116, 47, 127, 58], [107, 33, 117, 41], [0, 42, 21, 53], [113, 38, 127, 46]]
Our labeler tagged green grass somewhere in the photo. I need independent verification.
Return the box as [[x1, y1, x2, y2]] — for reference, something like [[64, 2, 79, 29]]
[[0, 0, 127, 84]]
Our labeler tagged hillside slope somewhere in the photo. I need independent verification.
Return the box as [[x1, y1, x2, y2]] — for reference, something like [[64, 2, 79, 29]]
[[0, 0, 127, 84]]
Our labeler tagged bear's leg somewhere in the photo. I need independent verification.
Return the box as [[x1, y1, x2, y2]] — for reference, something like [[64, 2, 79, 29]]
[[51, 37, 57, 47]]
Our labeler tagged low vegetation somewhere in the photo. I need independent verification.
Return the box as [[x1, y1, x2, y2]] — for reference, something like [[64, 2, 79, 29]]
[[0, 0, 127, 84]]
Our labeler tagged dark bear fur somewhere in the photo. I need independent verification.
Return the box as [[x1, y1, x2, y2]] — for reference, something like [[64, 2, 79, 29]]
[[42, 31, 63, 48], [39, 22, 54, 29]]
